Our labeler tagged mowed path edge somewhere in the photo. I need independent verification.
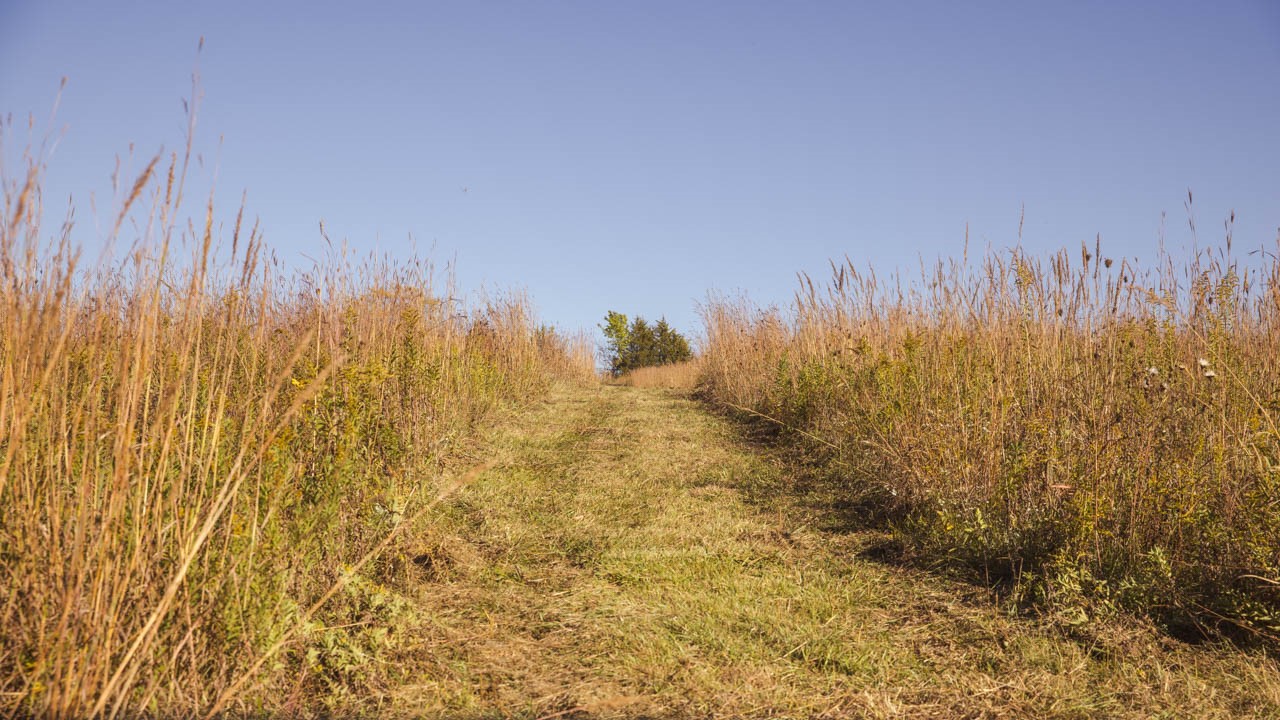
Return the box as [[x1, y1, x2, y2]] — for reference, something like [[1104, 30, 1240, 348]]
[[381, 383, 1280, 719]]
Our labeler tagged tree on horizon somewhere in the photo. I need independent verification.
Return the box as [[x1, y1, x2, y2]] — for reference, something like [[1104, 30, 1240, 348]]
[[600, 311, 692, 376]]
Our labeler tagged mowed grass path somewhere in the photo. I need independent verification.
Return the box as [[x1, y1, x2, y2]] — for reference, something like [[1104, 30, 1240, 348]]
[[385, 384, 1280, 718]]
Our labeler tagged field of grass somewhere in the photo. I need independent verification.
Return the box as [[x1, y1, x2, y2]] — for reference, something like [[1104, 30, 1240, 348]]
[[375, 382, 1278, 718], [5, 110, 1280, 717], [0, 131, 592, 717], [700, 234, 1280, 644]]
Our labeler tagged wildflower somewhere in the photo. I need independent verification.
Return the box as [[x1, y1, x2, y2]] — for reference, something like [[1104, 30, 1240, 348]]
[[1198, 358, 1210, 368], [1146, 366, 1159, 376], [1204, 369, 1217, 379]]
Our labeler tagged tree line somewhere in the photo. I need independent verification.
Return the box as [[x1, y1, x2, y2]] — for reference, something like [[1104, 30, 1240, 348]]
[[600, 311, 693, 376]]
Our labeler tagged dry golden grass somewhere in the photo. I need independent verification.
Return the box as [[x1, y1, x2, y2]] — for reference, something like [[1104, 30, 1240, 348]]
[[379, 383, 1280, 718], [612, 359, 702, 391], [0, 114, 591, 717], [701, 233, 1280, 644], [7, 82, 1276, 717], [535, 327, 597, 385]]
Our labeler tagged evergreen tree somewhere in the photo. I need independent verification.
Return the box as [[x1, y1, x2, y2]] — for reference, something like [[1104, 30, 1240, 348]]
[[653, 318, 692, 365], [627, 318, 658, 370]]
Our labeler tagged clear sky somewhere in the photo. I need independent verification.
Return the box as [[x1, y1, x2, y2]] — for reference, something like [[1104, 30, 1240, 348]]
[[2, 0, 1278, 345]]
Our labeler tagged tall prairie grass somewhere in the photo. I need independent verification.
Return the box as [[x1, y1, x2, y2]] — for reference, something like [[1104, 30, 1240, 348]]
[[0, 120, 591, 716], [612, 359, 702, 391], [702, 231, 1280, 641]]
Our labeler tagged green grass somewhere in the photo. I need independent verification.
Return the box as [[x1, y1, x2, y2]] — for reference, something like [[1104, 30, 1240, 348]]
[[363, 383, 1280, 719]]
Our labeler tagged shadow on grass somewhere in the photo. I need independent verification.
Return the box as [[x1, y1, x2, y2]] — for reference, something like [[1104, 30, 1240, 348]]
[[696, 395, 909, 553], [696, 394, 1273, 651]]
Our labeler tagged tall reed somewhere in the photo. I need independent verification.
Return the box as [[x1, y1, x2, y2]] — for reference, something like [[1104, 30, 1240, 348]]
[[702, 230, 1280, 640]]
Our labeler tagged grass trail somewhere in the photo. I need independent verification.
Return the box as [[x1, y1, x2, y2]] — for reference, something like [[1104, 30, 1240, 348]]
[[382, 384, 1280, 719]]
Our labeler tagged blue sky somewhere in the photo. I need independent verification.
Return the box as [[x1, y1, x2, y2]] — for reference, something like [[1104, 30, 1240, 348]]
[[2, 0, 1278, 345]]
